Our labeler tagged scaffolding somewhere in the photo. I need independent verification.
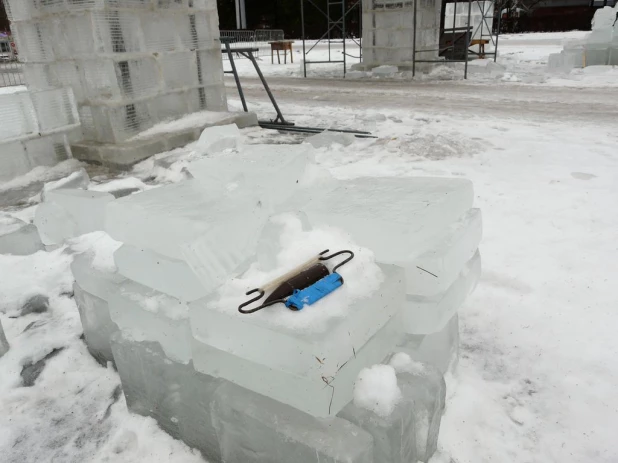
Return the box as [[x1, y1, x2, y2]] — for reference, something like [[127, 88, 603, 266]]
[[300, 0, 362, 78]]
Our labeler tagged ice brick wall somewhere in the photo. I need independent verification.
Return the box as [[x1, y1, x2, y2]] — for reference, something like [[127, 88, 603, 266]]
[[361, 0, 441, 67], [6, 0, 227, 144], [0, 87, 81, 182]]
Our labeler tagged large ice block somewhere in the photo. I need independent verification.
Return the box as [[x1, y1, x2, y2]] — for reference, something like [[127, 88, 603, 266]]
[[190, 263, 404, 378], [406, 208, 482, 297], [109, 280, 192, 364], [0, 215, 44, 256], [403, 251, 480, 335], [35, 190, 115, 245], [193, 123, 241, 155], [192, 310, 403, 418], [114, 245, 208, 302], [71, 251, 125, 302], [398, 314, 459, 374], [74, 282, 118, 365], [185, 143, 315, 210], [211, 381, 374, 463], [0, 319, 9, 358], [287, 177, 474, 263], [338, 363, 446, 463], [105, 180, 268, 291]]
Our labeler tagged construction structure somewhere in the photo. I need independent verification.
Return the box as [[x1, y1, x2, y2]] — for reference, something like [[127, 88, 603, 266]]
[[4, 0, 251, 168]]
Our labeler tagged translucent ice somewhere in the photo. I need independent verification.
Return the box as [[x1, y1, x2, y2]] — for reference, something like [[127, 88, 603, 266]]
[[109, 280, 192, 364], [398, 314, 459, 373], [193, 123, 241, 155], [185, 143, 315, 210], [403, 251, 481, 335], [288, 177, 474, 263], [305, 130, 356, 149], [74, 282, 118, 365], [341, 359, 446, 463], [114, 245, 208, 302], [41, 168, 90, 201], [406, 208, 482, 297], [105, 180, 268, 291], [35, 190, 114, 245], [0, 214, 44, 256], [211, 381, 374, 463], [0, 319, 9, 358]]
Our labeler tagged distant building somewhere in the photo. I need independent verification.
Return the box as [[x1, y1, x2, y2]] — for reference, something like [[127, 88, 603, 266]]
[[514, 0, 616, 32]]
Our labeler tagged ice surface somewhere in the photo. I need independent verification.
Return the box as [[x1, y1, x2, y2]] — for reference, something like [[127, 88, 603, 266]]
[[0, 214, 44, 256], [185, 143, 315, 211], [105, 179, 268, 291], [398, 314, 459, 373], [74, 282, 118, 365], [193, 123, 241, 155], [406, 208, 482, 297], [305, 130, 356, 149], [352, 364, 402, 417], [404, 251, 481, 335], [340, 360, 446, 463], [211, 381, 374, 463], [288, 176, 474, 263], [35, 190, 115, 246], [0, 319, 9, 358], [114, 245, 208, 302], [192, 311, 403, 417], [372, 65, 398, 76], [109, 279, 192, 364], [41, 169, 90, 201]]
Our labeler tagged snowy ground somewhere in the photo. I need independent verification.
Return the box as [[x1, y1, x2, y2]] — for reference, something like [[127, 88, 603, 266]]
[[1, 31, 618, 462]]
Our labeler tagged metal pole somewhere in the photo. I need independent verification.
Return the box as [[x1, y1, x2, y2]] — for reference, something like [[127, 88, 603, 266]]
[[494, 0, 501, 62], [235, 0, 241, 29], [301, 0, 307, 77], [224, 41, 248, 112], [412, 0, 417, 77], [343, 0, 347, 77], [242, 50, 289, 124], [328, 1, 332, 62], [452, 0, 458, 60], [464, 0, 471, 78], [359, 1, 363, 61], [239, 0, 247, 29]]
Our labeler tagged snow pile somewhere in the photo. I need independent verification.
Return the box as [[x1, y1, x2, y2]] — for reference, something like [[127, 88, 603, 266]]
[[353, 364, 402, 417]]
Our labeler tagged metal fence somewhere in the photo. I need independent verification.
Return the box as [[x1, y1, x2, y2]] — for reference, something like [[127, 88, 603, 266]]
[[220, 29, 285, 60], [0, 60, 25, 88]]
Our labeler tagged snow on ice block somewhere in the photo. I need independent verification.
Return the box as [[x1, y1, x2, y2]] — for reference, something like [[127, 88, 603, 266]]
[[211, 381, 374, 463], [105, 180, 267, 292], [35, 190, 114, 245], [406, 208, 482, 297], [71, 247, 124, 302], [41, 168, 90, 201], [190, 263, 404, 378], [0, 214, 44, 256], [0, 318, 9, 357], [192, 311, 403, 418], [193, 123, 241, 155], [404, 251, 481, 335], [74, 282, 118, 365], [109, 280, 192, 364], [114, 245, 208, 302], [305, 130, 356, 149], [288, 177, 474, 263], [185, 143, 315, 210], [398, 314, 459, 374], [339, 361, 446, 463]]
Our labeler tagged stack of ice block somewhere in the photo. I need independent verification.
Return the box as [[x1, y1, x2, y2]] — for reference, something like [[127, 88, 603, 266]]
[[361, 0, 441, 68], [55, 144, 482, 461], [5, 0, 227, 145], [548, 5, 618, 70], [0, 87, 81, 182]]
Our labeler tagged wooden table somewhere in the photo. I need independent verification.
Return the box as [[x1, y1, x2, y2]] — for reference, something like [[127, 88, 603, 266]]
[[469, 39, 490, 59], [269, 40, 295, 64]]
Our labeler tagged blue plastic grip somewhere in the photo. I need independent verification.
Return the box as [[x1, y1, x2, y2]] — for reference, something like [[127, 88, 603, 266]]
[[285, 273, 343, 310]]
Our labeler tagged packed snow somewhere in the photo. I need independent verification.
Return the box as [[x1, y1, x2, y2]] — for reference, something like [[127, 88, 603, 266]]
[[1, 30, 618, 463], [353, 364, 402, 417]]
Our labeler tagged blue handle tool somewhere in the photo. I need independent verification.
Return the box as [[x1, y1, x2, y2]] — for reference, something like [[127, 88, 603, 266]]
[[285, 273, 344, 311]]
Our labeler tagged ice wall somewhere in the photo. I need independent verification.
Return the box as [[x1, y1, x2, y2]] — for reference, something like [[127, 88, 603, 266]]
[[548, 5, 618, 70], [361, 0, 441, 68], [5, 0, 227, 145]]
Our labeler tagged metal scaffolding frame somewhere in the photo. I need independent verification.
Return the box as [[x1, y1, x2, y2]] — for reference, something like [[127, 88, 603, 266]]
[[300, 0, 362, 78], [412, 0, 502, 79]]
